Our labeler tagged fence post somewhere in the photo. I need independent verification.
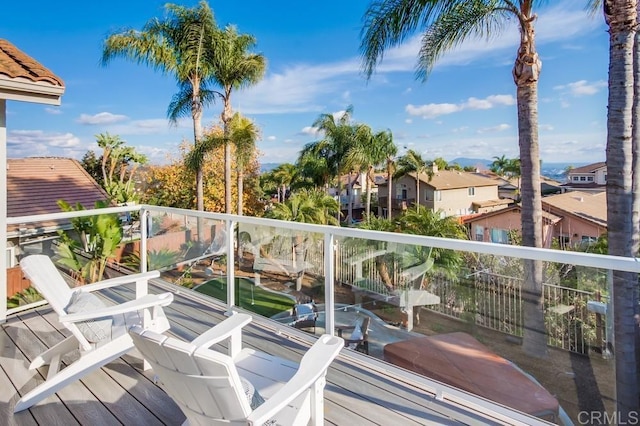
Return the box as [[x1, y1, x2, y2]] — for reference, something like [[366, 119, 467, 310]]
[[325, 232, 335, 335]]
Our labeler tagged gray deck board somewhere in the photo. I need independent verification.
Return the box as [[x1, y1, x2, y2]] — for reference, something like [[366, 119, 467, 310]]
[[0, 281, 525, 425]]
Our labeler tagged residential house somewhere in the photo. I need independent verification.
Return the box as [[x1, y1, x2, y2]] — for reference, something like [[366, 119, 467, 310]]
[[330, 172, 386, 222], [464, 191, 606, 248], [561, 161, 606, 193], [378, 165, 507, 218], [6, 157, 110, 265]]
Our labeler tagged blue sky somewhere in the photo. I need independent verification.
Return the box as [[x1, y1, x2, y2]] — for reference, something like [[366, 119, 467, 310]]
[[4, 0, 608, 167]]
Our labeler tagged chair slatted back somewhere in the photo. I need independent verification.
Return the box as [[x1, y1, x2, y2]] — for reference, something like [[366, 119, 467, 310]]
[[129, 326, 251, 424], [20, 255, 74, 316]]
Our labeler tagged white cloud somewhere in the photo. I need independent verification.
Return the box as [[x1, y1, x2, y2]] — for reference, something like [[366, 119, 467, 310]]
[[405, 118, 413, 124], [554, 80, 607, 96], [7, 130, 84, 158], [77, 112, 128, 125], [540, 124, 555, 131], [45, 107, 62, 115], [300, 126, 321, 137], [406, 94, 514, 119], [267, 135, 277, 141], [477, 124, 511, 134]]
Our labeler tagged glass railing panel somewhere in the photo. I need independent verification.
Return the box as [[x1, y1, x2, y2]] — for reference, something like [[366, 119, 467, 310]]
[[235, 221, 324, 328], [329, 232, 619, 425]]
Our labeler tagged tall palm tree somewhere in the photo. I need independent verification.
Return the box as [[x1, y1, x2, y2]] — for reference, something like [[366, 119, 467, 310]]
[[361, 0, 547, 358], [270, 163, 298, 203], [102, 1, 217, 212], [208, 25, 266, 214], [346, 128, 396, 220], [302, 106, 359, 221], [267, 188, 340, 226], [490, 155, 510, 176], [396, 149, 431, 211], [295, 151, 331, 191], [230, 113, 259, 216], [601, 0, 639, 417]]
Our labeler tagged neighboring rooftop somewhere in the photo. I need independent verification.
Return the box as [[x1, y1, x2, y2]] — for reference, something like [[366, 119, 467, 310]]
[[568, 162, 606, 174], [414, 170, 498, 190], [7, 157, 108, 219], [0, 39, 64, 104], [542, 190, 607, 227]]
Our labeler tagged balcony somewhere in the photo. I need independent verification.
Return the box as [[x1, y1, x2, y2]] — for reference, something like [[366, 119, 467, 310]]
[[3, 204, 638, 425], [378, 197, 415, 210]]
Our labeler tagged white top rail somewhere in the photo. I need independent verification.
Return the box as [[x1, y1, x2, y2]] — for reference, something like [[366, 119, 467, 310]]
[[8, 204, 640, 274]]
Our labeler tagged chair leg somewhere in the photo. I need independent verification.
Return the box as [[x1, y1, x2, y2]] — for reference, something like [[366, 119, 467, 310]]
[[14, 337, 133, 413], [29, 335, 79, 370], [309, 377, 326, 425]]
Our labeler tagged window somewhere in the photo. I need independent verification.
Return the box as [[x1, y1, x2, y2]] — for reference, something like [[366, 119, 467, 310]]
[[557, 235, 570, 250], [490, 229, 509, 244], [573, 176, 580, 182], [587, 176, 594, 182], [475, 225, 484, 242], [468, 187, 475, 196], [604, 174, 607, 182], [580, 176, 586, 181], [582, 235, 597, 243], [434, 190, 442, 201]]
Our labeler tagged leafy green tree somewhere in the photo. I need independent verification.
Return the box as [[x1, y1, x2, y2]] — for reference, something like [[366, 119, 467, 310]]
[[295, 152, 331, 191], [433, 157, 448, 171], [80, 150, 103, 187], [56, 200, 123, 284], [102, 1, 218, 212], [95, 133, 147, 204], [360, 0, 547, 357], [396, 149, 431, 211], [490, 155, 510, 176]]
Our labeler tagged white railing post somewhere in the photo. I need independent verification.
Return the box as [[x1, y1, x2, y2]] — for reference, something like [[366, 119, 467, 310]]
[[0, 99, 7, 323], [140, 207, 148, 273], [324, 232, 335, 335], [225, 220, 236, 316]]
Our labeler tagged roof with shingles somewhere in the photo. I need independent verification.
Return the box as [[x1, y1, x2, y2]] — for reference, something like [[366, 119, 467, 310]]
[[412, 170, 498, 190], [7, 157, 109, 218], [0, 39, 64, 86], [542, 191, 607, 227], [568, 162, 606, 174]]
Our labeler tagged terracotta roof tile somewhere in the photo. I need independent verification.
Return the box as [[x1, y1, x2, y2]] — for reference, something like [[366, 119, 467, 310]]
[[7, 158, 109, 224], [0, 39, 64, 86]]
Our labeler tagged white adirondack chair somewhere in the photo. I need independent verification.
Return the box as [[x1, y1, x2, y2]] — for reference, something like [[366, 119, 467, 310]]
[[129, 313, 343, 426], [14, 254, 174, 412]]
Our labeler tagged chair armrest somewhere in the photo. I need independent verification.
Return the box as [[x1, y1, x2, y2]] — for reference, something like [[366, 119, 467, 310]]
[[60, 292, 173, 323], [246, 334, 343, 426], [78, 270, 161, 294], [191, 313, 252, 357]]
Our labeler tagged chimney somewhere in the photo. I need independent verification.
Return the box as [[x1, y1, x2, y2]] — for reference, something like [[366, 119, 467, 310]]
[[431, 163, 438, 173]]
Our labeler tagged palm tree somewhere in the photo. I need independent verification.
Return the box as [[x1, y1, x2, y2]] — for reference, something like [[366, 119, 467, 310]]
[[361, 0, 547, 358], [102, 1, 217, 212], [208, 25, 266, 214], [346, 128, 396, 221], [396, 149, 431, 211], [230, 113, 260, 216], [601, 0, 639, 417], [271, 163, 298, 203], [490, 155, 510, 176], [302, 106, 359, 221], [295, 150, 331, 191], [267, 188, 340, 226]]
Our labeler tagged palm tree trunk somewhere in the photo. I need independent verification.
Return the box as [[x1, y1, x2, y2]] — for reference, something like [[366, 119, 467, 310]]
[[604, 0, 639, 416], [415, 175, 420, 211], [192, 92, 206, 247], [365, 166, 373, 220], [513, 19, 546, 359], [222, 90, 233, 215], [237, 168, 244, 216], [347, 172, 355, 223], [387, 159, 393, 220]]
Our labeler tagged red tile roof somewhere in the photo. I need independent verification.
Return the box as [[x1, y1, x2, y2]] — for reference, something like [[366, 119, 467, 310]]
[[7, 157, 109, 221], [0, 39, 64, 87]]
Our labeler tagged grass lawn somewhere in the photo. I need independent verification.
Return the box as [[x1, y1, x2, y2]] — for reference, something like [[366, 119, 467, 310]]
[[196, 277, 295, 318]]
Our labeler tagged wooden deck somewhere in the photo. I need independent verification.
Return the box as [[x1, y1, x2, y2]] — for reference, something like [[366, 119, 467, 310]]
[[1, 281, 544, 425]]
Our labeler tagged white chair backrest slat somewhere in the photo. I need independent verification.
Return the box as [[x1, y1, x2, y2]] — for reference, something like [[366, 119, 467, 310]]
[[20, 255, 74, 315]]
